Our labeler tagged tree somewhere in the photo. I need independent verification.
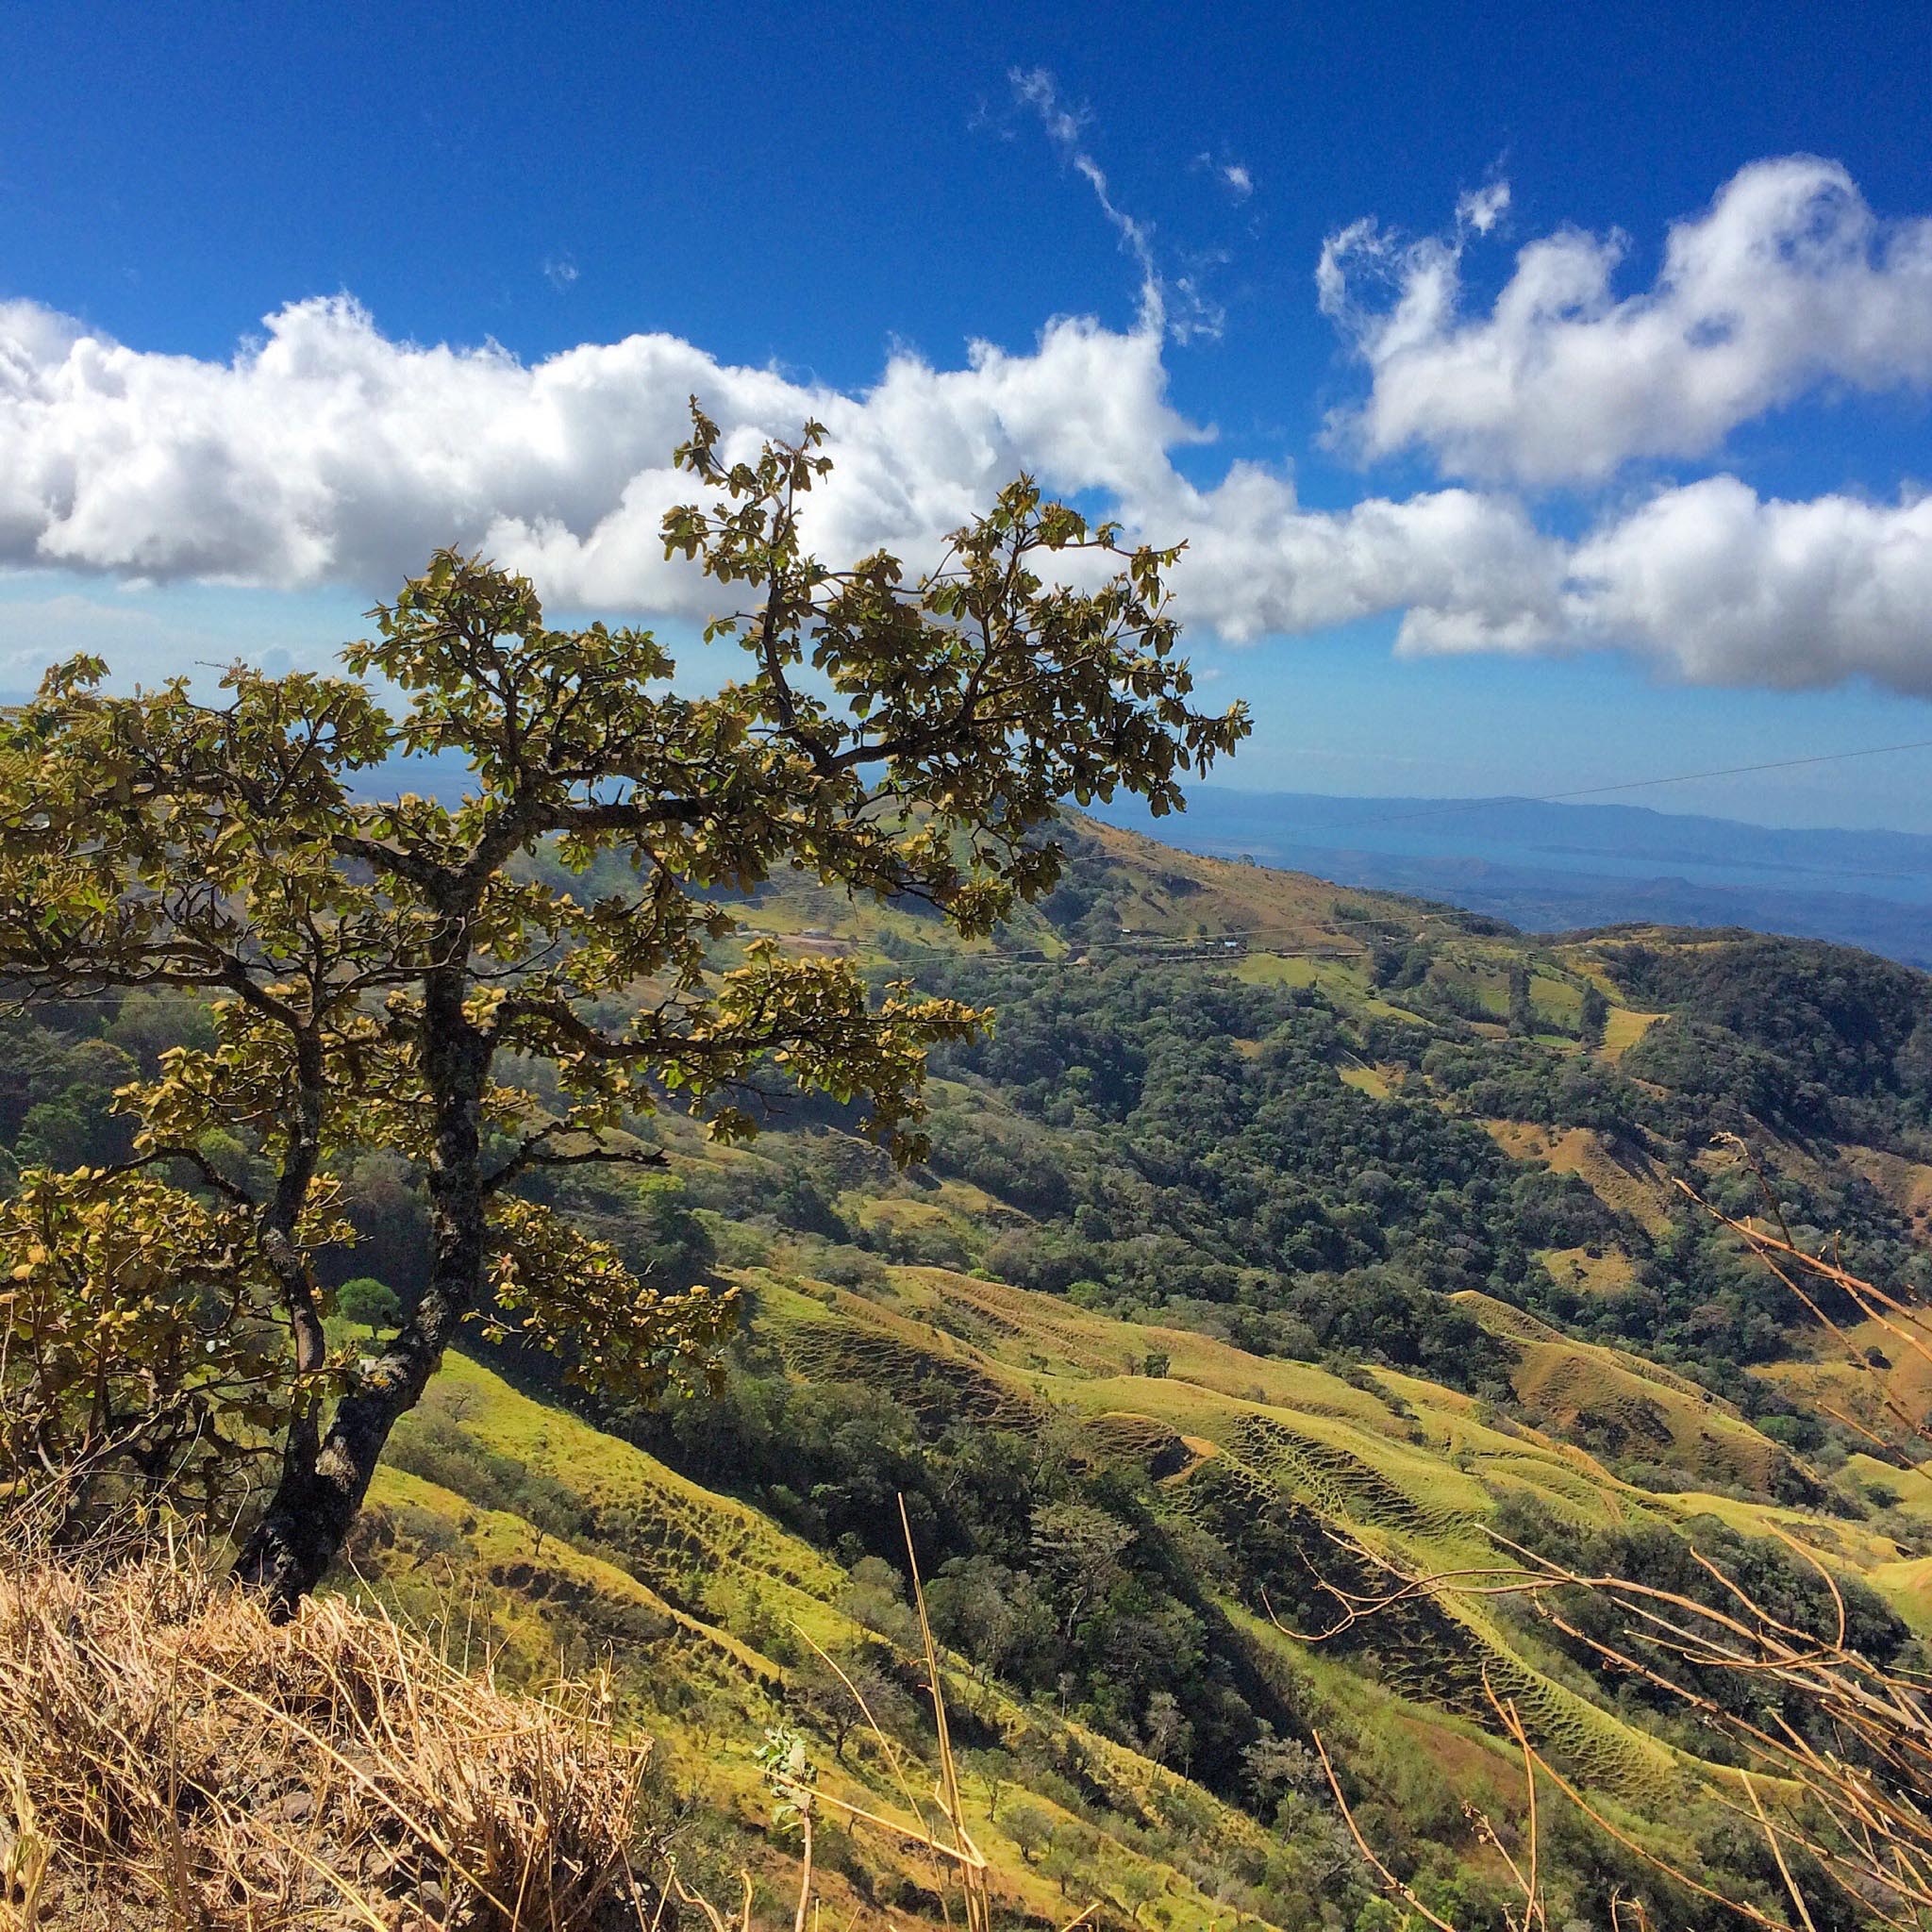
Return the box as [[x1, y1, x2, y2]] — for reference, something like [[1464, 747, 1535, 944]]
[[1578, 982, 1609, 1048], [337, 1276, 402, 1336], [1002, 1798, 1056, 1865], [930, 1554, 1024, 1680], [1110, 1861, 1163, 1925], [1506, 961, 1535, 1037], [1142, 1688, 1192, 1768], [1030, 1499, 1135, 1637], [1040, 1842, 1083, 1898], [1241, 1724, 1319, 1809], [0, 407, 1246, 1612], [0, 1167, 294, 1539], [840, 1556, 920, 1646], [795, 1639, 919, 1765], [965, 1748, 1011, 1818]]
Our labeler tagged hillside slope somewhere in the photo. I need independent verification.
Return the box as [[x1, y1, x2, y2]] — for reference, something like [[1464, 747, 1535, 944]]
[[341, 821, 1932, 1926], [10, 808, 1932, 1927]]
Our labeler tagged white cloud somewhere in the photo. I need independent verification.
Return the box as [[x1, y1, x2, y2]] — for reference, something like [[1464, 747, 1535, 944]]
[[1323, 157, 1932, 484], [1156, 466, 1566, 650], [0, 291, 1200, 608], [1192, 153, 1255, 203], [1562, 477, 1932, 691], [1010, 66, 1161, 333], [1363, 475, 1932, 695], [1008, 65, 1087, 151], [0, 289, 1564, 658], [3, 265, 1932, 692], [1454, 181, 1508, 237]]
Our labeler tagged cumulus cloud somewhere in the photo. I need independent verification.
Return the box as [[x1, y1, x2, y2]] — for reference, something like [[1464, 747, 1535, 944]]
[[1563, 478, 1932, 690], [0, 290, 1537, 647], [1323, 156, 1932, 484], [1159, 467, 1565, 651], [3, 266, 1932, 691], [0, 295, 1067, 600]]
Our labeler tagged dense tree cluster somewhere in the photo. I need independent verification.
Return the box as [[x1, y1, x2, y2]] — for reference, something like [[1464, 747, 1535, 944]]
[[1490, 1494, 1909, 1746], [1607, 935, 1932, 1150], [619, 1369, 1285, 1796]]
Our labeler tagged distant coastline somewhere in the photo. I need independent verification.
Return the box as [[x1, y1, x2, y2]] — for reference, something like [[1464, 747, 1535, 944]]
[[1089, 786, 1932, 966]]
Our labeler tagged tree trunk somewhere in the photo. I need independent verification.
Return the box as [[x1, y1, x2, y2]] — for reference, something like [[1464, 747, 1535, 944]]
[[230, 1274, 471, 1611], [235, 975, 488, 1617]]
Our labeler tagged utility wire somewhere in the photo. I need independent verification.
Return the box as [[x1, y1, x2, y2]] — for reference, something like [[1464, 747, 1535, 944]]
[[1193, 737, 1932, 840], [20, 741, 1931, 998]]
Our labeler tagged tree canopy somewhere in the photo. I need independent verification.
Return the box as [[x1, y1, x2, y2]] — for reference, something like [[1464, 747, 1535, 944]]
[[0, 407, 1246, 1607]]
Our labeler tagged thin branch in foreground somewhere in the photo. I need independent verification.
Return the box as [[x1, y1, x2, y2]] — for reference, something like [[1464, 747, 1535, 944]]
[[1312, 1729, 1461, 1932]]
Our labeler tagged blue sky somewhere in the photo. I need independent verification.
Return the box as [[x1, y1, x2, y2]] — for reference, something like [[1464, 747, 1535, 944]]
[[4, 1, 1932, 828]]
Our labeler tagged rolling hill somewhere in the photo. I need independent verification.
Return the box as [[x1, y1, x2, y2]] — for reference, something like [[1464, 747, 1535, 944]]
[[11, 809, 1932, 1928]]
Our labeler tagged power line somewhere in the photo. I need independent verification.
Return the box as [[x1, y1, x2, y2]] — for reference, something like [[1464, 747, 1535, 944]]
[[1209, 737, 1932, 841], [19, 741, 1929, 1003]]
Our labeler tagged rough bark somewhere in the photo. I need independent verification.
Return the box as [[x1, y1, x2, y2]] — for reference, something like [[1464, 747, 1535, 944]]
[[230, 1258, 471, 1614], [235, 967, 487, 1616]]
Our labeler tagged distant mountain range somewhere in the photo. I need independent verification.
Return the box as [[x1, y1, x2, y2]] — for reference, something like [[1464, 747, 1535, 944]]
[[341, 753, 1932, 966], [1088, 787, 1932, 966]]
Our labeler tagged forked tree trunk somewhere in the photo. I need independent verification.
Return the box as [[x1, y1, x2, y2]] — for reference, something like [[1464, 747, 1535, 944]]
[[235, 984, 489, 1617], [231, 1274, 476, 1607], [231, 1248, 478, 1613]]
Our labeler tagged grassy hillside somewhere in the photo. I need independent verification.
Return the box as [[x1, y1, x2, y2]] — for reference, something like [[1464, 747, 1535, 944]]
[[354, 1350, 1328, 1932], [340, 1322, 1714, 1928], [11, 810, 1932, 1927], [342, 1234, 1922, 1928]]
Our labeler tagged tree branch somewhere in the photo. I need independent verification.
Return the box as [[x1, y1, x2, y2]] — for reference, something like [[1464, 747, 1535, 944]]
[[481, 1130, 668, 1195], [82, 1144, 259, 1212]]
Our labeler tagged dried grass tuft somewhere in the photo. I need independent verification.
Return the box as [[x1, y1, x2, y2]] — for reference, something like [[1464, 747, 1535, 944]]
[[0, 1552, 656, 1930]]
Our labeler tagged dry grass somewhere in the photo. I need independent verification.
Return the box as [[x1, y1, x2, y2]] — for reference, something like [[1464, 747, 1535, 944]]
[[0, 1550, 656, 1930]]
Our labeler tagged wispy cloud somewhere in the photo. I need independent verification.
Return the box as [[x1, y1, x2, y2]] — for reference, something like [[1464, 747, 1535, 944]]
[[542, 253, 579, 291], [1009, 68, 1224, 343], [1195, 153, 1254, 203], [1009, 68, 1161, 334], [1007, 64, 1087, 149]]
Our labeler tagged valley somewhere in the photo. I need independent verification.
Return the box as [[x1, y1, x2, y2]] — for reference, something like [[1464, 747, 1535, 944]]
[[218, 815, 1932, 1929]]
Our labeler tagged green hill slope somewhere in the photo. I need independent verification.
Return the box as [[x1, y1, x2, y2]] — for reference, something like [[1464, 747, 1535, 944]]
[[12, 808, 1932, 1927]]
